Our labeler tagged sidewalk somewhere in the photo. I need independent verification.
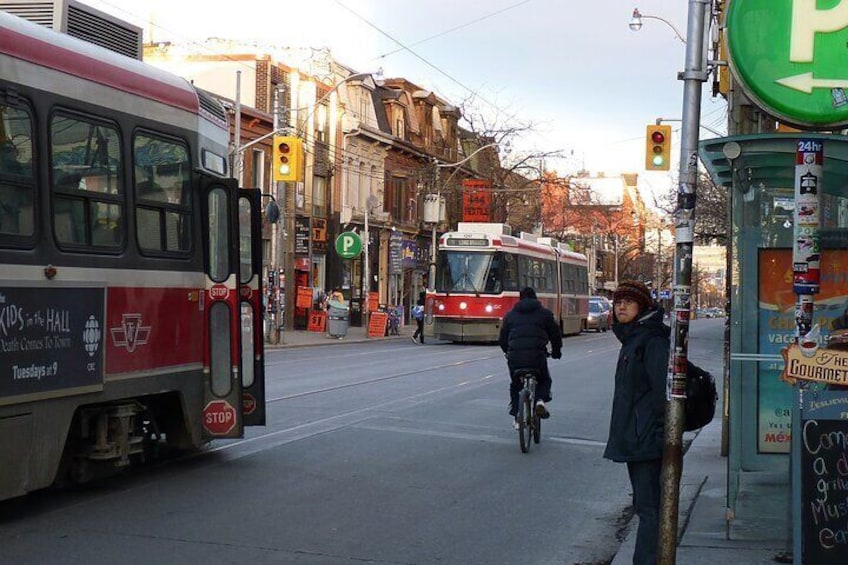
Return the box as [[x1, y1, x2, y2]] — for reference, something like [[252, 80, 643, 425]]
[[611, 408, 790, 564], [264, 323, 413, 349]]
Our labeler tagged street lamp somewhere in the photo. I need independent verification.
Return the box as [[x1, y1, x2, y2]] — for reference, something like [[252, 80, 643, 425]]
[[232, 69, 383, 160], [629, 8, 686, 43], [362, 194, 380, 333], [428, 142, 500, 291]]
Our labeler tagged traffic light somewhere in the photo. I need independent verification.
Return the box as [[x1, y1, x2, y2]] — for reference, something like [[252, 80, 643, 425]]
[[645, 124, 672, 171], [272, 135, 303, 182]]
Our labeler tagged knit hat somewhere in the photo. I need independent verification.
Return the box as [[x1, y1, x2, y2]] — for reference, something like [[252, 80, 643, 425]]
[[519, 287, 537, 300], [613, 280, 654, 312]]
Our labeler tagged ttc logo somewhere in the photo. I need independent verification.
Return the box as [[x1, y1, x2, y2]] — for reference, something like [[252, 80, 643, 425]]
[[110, 313, 151, 353]]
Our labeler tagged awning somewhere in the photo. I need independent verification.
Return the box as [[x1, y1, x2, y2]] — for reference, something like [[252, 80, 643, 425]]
[[699, 133, 848, 194]]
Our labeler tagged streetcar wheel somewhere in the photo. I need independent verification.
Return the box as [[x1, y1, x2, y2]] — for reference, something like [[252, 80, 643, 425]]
[[518, 390, 532, 453]]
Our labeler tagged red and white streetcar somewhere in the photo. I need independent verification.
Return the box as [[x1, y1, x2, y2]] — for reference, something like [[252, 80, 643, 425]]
[[0, 11, 265, 500], [425, 223, 590, 343]]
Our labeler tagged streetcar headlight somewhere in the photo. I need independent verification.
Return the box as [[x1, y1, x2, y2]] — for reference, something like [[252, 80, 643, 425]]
[[485, 303, 493, 313], [459, 301, 467, 310], [437, 303, 445, 311]]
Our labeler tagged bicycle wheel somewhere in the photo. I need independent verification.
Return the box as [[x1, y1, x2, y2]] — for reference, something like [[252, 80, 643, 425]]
[[533, 409, 541, 444], [518, 389, 532, 453]]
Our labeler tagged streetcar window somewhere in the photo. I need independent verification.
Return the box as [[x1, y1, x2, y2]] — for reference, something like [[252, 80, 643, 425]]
[[209, 301, 232, 397], [485, 253, 503, 293], [241, 302, 255, 388], [435, 251, 491, 293], [133, 134, 191, 254], [501, 252, 519, 291], [0, 104, 34, 238], [50, 114, 123, 249], [207, 188, 230, 282], [238, 196, 252, 284]]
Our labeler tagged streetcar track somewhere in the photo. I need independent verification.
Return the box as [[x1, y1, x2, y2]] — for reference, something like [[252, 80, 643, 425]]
[[263, 343, 473, 367], [265, 355, 503, 403], [263, 331, 614, 367], [209, 373, 499, 456], [264, 339, 618, 403]]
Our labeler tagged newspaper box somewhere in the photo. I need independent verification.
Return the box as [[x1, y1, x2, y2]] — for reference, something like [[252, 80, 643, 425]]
[[327, 300, 349, 337]]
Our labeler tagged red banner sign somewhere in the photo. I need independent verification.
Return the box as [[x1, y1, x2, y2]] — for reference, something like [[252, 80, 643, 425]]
[[462, 179, 491, 222], [296, 286, 313, 309]]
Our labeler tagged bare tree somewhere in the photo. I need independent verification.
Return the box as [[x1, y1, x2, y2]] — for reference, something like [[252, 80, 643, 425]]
[[450, 96, 565, 234], [659, 170, 728, 246]]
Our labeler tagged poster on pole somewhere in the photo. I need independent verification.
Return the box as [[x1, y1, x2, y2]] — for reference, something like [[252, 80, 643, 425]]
[[367, 292, 379, 313], [296, 286, 313, 309]]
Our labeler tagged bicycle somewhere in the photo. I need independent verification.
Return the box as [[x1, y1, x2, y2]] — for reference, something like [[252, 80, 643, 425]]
[[512, 367, 542, 453]]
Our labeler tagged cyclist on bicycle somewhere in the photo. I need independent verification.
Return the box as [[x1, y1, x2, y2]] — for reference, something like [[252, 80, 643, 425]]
[[498, 287, 562, 427]]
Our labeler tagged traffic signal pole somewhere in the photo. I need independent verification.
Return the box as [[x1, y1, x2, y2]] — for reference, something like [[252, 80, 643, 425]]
[[658, 1, 711, 563]]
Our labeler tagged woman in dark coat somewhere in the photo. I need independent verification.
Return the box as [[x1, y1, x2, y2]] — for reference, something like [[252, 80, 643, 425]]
[[604, 280, 670, 565]]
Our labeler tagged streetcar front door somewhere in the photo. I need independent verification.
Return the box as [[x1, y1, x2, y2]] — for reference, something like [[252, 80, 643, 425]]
[[200, 178, 244, 439], [238, 188, 266, 426]]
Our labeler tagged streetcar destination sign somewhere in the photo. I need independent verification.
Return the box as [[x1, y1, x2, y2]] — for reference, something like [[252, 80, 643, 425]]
[[446, 238, 488, 247], [726, 0, 848, 128]]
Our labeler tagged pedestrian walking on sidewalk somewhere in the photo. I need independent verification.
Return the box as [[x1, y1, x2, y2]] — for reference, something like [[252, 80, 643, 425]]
[[604, 280, 670, 565], [412, 291, 425, 344]]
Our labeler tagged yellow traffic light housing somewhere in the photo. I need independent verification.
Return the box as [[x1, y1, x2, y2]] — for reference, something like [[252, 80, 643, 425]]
[[645, 124, 672, 171], [272, 135, 303, 182]]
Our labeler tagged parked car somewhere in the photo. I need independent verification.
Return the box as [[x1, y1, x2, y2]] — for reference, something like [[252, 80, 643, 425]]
[[586, 298, 610, 332], [706, 307, 725, 318]]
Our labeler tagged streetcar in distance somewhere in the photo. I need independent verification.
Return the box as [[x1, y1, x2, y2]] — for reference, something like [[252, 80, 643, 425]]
[[425, 223, 589, 343], [0, 11, 266, 501]]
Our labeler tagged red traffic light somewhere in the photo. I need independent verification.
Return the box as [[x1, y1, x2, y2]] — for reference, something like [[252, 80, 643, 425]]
[[651, 131, 665, 144], [278, 142, 291, 154]]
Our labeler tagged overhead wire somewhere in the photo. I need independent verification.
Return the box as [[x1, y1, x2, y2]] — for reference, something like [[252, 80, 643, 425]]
[[332, 0, 538, 135]]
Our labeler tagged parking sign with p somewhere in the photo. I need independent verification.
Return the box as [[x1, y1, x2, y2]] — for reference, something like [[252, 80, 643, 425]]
[[335, 232, 362, 259]]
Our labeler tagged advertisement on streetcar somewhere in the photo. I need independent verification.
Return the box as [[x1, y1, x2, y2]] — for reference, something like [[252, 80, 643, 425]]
[[0, 286, 105, 399]]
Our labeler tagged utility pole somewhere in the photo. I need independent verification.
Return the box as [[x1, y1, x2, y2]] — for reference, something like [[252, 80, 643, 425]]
[[272, 83, 287, 345], [658, 1, 710, 563]]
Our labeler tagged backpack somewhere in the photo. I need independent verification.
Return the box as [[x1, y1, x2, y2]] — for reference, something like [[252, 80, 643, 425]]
[[637, 340, 717, 432], [683, 360, 717, 432]]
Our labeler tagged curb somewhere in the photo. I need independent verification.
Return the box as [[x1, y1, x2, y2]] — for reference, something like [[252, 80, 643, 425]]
[[264, 333, 410, 350]]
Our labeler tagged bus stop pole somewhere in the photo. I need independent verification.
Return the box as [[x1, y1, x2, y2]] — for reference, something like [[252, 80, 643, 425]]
[[658, 1, 710, 562]]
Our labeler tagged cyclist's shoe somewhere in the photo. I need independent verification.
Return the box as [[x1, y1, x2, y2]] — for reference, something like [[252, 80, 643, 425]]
[[512, 418, 520, 431], [535, 400, 550, 419]]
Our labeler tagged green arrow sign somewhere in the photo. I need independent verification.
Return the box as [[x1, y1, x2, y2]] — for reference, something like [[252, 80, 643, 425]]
[[335, 231, 362, 259], [727, 0, 848, 128]]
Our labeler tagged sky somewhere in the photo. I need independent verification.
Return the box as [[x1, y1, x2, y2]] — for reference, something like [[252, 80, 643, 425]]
[[87, 0, 728, 206]]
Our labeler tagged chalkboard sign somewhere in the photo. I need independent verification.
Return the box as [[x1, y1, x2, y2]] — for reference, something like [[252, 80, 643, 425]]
[[793, 389, 848, 564]]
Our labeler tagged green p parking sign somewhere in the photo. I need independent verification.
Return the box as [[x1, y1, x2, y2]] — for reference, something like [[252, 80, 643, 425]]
[[335, 231, 362, 259], [727, 0, 848, 128]]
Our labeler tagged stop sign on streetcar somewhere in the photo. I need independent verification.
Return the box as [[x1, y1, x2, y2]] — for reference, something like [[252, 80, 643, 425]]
[[203, 400, 237, 435]]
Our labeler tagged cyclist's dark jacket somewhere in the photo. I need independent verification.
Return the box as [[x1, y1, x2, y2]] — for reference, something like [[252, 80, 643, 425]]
[[603, 307, 669, 463], [498, 297, 562, 370]]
